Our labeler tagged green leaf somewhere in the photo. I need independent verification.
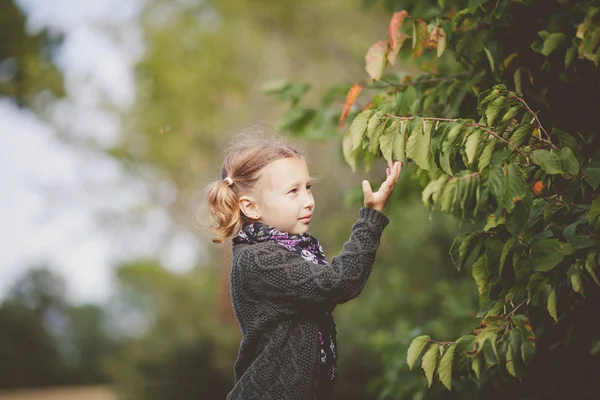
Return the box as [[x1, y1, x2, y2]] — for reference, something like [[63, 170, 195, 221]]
[[366, 110, 385, 141], [488, 165, 505, 201], [585, 252, 600, 287], [438, 344, 456, 390], [478, 138, 497, 171], [589, 196, 600, 223], [440, 123, 465, 176], [421, 343, 440, 388], [422, 176, 446, 209], [483, 43, 496, 72], [540, 32, 566, 56], [349, 110, 373, 150], [558, 148, 579, 176], [507, 190, 532, 235], [568, 264, 585, 295], [393, 120, 407, 163], [504, 164, 526, 212], [507, 328, 525, 380], [450, 232, 483, 271], [546, 285, 558, 322], [342, 133, 358, 172], [565, 45, 578, 69], [368, 118, 388, 153], [465, 130, 483, 168], [406, 118, 432, 170], [553, 128, 578, 152], [439, 179, 457, 213], [484, 97, 505, 127], [499, 237, 516, 279], [514, 68, 523, 94], [472, 355, 482, 380], [510, 119, 534, 148], [585, 162, 600, 190], [407, 335, 431, 370], [530, 239, 573, 272], [472, 253, 489, 294], [379, 119, 400, 165], [531, 150, 564, 175]]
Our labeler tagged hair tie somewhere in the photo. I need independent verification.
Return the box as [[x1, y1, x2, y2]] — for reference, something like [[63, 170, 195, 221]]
[[224, 177, 233, 186]]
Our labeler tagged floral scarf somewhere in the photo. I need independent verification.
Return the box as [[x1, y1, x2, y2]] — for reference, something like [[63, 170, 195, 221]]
[[233, 222, 328, 265]]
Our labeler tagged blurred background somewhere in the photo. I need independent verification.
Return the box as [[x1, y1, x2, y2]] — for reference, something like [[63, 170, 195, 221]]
[[0, 0, 480, 399]]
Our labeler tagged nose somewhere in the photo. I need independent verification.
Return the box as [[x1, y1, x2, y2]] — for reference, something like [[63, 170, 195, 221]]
[[304, 191, 315, 210]]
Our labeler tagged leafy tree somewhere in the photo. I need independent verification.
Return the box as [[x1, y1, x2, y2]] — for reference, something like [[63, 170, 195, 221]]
[[0, 0, 63, 107], [272, 0, 600, 398]]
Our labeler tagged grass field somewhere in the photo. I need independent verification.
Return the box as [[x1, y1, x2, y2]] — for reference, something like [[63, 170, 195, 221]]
[[0, 386, 116, 400]]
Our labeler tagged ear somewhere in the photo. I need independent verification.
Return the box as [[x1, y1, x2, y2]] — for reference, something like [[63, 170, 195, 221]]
[[238, 195, 260, 220]]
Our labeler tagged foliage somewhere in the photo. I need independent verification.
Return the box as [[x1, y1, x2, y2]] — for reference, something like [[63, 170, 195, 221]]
[[0, 268, 116, 389], [0, 0, 64, 107], [272, 0, 600, 398], [105, 260, 238, 399]]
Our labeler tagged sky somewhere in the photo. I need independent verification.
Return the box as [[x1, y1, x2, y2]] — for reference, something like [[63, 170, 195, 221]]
[[0, 0, 200, 303]]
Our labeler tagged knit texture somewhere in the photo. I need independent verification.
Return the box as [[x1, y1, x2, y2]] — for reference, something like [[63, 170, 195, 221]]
[[226, 207, 389, 400]]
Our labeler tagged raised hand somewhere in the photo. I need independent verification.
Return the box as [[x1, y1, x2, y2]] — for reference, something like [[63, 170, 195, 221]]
[[362, 161, 402, 212]]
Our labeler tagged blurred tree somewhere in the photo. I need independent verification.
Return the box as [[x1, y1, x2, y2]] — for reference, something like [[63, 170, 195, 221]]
[[105, 259, 238, 399], [0, 267, 120, 390], [0, 0, 64, 107], [0, 268, 68, 389], [0, 300, 67, 389]]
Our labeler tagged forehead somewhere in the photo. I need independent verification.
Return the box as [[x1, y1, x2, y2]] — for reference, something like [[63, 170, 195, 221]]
[[259, 157, 309, 189]]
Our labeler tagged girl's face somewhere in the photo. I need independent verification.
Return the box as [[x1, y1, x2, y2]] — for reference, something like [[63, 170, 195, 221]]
[[252, 157, 315, 235]]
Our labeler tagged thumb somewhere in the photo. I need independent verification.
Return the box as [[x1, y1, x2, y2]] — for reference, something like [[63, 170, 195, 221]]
[[362, 180, 373, 204]]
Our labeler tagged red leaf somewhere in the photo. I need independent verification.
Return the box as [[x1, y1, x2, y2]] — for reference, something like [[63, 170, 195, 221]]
[[365, 40, 388, 81], [339, 84, 362, 124], [533, 181, 546, 196], [387, 11, 409, 65]]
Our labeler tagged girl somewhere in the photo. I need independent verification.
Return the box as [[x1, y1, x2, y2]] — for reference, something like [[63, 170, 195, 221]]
[[205, 135, 401, 400]]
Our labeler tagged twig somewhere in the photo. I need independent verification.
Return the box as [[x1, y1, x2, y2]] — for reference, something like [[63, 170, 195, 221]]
[[368, 72, 471, 90], [505, 92, 557, 149], [506, 298, 528, 318], [470, 122, 525, 156]]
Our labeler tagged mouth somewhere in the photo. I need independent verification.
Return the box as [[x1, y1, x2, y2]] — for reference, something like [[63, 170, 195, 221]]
[[299, 214, 313, 222]]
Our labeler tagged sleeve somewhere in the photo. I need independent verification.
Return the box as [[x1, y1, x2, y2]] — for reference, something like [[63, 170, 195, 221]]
[[240, 207, 389, 305]]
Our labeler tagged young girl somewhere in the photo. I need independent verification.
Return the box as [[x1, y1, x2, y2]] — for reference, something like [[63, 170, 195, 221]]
[[205, 135, 401, 400]]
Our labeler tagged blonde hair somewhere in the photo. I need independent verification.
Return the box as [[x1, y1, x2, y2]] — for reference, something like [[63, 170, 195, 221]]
[[204, 133, 304, 243]]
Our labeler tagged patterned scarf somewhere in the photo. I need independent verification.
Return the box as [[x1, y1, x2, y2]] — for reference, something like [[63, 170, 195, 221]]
[[233, 222, 328, 265]]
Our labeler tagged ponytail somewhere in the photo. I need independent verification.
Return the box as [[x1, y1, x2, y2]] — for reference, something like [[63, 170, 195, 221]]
[[206, 178, 243, 243]]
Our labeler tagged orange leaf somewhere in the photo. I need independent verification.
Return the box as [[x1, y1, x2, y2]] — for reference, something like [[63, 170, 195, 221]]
[[533, 181, 546, 196], [365, 40, 388, 81], [387, 10, 409, 65], [339, 84, 362, 124], [412, 19, 429, 59], [362, 100, 373, 111]]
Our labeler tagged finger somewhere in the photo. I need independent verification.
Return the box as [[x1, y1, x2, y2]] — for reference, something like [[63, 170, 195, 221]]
[[362, 180, 374, 204]]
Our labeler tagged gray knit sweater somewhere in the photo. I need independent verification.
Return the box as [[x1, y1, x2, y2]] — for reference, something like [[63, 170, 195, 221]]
[[226, 207, 389, 400]]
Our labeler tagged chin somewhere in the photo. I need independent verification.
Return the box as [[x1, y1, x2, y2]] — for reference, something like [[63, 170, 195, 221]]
[[294, 225, 310, 235]]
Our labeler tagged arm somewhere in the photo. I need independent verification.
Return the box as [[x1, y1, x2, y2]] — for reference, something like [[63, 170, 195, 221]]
[[241, 207, 389, 305]]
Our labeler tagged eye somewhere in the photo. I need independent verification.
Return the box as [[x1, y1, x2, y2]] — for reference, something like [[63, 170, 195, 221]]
[[288, 188, 298, 194], [306, 184, 312, 190]]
